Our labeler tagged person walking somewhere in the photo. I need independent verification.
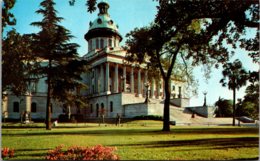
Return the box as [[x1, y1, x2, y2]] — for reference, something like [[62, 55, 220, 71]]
[[116, 113, 121, 126]]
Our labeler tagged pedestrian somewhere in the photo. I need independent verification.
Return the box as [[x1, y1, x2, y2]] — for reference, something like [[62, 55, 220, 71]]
[[116, 113, 121, 126]]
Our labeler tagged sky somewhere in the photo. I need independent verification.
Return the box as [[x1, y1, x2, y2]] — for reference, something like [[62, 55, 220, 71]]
[[4, 0, 259, 106]]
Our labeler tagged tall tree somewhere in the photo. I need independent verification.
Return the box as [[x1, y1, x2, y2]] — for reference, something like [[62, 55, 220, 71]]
[[2, 30, 38, 96], [220, 59, 248, 126], [125, 0, 258, 131], [31, 0, 88, 130]]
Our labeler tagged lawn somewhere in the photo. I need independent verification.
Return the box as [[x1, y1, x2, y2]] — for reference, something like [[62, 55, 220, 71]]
[[2, 120, 259, 160]]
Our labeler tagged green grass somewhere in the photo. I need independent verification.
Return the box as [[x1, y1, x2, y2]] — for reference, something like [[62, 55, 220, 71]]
[[2, 121, 259, 160]]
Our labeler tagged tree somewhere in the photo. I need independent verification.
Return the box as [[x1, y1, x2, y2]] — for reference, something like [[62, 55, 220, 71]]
[[237, 71, 259, 120], [214, 97, 233, 117], [2, 30, 38, 96], [220, 59, 248, 126], [2, 0, 16, 31], [31, 0, 88, 130], [125, 0, 258, 131]]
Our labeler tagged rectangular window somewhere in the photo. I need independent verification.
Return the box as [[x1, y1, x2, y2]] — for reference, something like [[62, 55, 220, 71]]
[[172, 85, 175, 91], [13, 102, 19, 113], [114, 39, 117, 47], [110, 102, 113, 112], [89, 40, 92, 51], [178, 86, 182, 98], [108, 38, 112, 47], [90, 104, 93, 113], [31, 102, 37, 113]]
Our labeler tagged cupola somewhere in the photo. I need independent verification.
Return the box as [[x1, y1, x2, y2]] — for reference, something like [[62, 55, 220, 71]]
[[85, 0, 122, 52]]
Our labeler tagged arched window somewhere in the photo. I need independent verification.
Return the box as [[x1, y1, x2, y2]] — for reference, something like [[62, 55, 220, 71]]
[[31, 102, 37, 113], [101, 103, 105, 115], [96, 104, 99, 117], [13, 102, 19, 113], [110, 101, 113, 112], [96, 39, 99, 49], [100, 39, 104, 49]]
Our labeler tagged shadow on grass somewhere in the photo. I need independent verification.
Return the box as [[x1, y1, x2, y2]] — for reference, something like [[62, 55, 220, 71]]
[[2, 127, 259, 137], [12, 148, 49, 159], [110, 137, 259, 150]]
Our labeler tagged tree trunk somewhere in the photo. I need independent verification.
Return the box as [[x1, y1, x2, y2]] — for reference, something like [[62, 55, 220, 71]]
[[232, 88, 236, 126], [46, 60, 52, 130], [162, 77, 170, 131], [46, 77, 52, 130]]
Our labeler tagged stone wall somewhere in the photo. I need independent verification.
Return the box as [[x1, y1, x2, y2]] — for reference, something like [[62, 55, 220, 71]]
[[87, 93, 122, 118], [185, 106, 217, 118], [123, 103, 148, 118], [6, 94, 68, 120], [170, 98, 190, 107]]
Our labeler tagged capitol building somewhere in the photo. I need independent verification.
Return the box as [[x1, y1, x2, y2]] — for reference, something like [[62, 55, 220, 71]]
[[2, 0, 189, 121]]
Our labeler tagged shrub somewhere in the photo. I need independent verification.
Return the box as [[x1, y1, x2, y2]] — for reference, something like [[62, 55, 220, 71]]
[[133, 115, 163, 120], [2, 147, 15, 159], [46, 144, 120, 160]]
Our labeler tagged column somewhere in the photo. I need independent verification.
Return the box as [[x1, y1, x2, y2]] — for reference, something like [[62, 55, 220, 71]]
[[169, 79, 172, 99], [100, 64, 104, 93], [144, 70, 148, 97], [123, 66, 126, 92], [138, 68, 142, 97], [105, 63, 111, 94], [156, 79, 160, 99], [130, 67, 134, 94], [95, 67, 99, 93], [114, 64, 119, 93], [151, 78, 155, 98], [162, 78, 165, 99]]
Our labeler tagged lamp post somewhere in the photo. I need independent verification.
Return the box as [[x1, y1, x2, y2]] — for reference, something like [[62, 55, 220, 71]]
[[203, 91, 207, 107], [144, 82, 150, 103], [121, 76, 126, 92]]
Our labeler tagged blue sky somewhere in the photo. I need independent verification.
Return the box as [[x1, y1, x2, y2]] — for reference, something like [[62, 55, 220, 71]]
[[4, 0, 258, 106]]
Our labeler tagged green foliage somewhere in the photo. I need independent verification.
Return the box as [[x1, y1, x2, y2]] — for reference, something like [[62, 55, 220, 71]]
[[46, 144, 119, 160], [31, 0, 88, 130], [133, 115, 163, 121], [239, 83, 259, 119], [220, 59, 248, 125], [2, 0, 16, 31], [69, 0, 97, 13], [214, 98, 233, 117], [240, 101, 258, 119], [2, 30, 39, 96], [125, 0, 258, 131], [220, 59, 248, 90]]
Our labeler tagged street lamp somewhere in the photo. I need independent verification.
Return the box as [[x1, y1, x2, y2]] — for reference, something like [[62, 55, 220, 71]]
[[121, 76, 126, 92], [144, 82, 150, 103], [203, 91, 207, 107]]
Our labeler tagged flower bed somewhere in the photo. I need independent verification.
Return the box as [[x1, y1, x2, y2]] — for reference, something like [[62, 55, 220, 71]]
[[46, 144, 119, 160]]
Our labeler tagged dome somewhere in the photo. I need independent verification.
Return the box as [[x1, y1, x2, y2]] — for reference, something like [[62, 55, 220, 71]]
[[85, 0, 122, 41]]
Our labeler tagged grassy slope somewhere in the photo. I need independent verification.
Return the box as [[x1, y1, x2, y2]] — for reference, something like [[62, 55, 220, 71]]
[[2, 121, 259, 160]]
